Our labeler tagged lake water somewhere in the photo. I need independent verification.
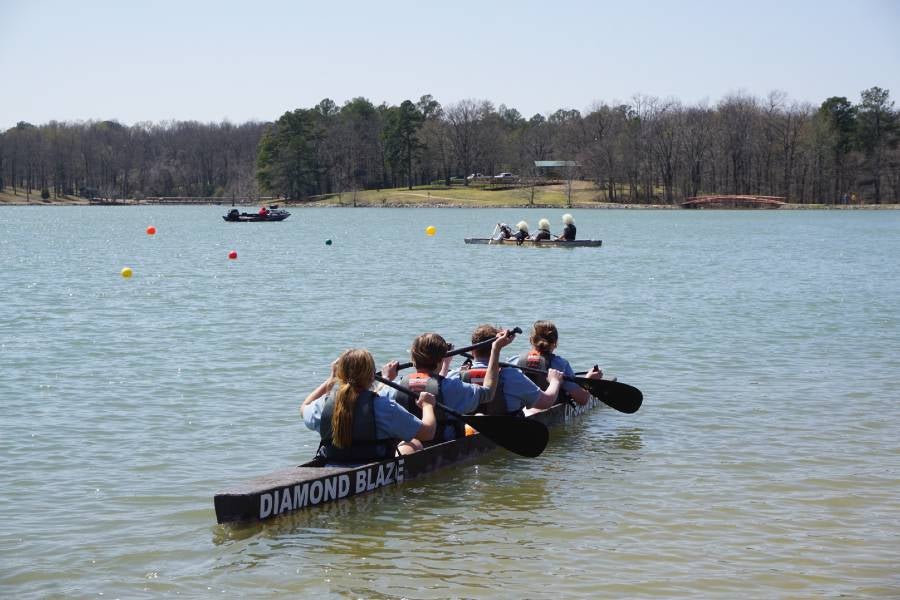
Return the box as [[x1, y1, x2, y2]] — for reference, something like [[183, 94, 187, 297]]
[[1, 206, 898, 598]]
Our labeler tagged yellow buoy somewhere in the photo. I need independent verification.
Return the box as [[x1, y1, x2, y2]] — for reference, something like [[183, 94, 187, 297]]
[[120, 267, 133, 278], [425, 225, 437, 236]]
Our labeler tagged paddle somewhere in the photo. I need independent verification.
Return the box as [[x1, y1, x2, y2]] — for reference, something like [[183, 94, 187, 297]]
[[493, 358, 643, 414], [373, 373, 549, 458], [396, 327, 522, 371]]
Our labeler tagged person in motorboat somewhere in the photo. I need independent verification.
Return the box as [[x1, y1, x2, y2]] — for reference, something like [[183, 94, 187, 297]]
[[447, 324, 564, 416], [557, 213, 576, 240], [258, 205, 270, 218], [514, 221, 529, 245], [226, 208, 240, 221], [532, 218, 552, 241], [301, 348, 437, 462], [509, 321, 603, 413], [382, 330, 513, 442]]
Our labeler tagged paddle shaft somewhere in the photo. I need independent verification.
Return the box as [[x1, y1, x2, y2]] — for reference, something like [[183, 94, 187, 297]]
[[396, 326, 521, 371]]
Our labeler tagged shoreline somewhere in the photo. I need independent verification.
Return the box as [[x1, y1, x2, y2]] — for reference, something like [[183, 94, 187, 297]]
[[2, 199, 898, 210]]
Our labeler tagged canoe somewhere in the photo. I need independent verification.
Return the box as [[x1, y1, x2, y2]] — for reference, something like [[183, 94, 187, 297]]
[[464, 238, 602, 247], [214, 397, 601, 524], [223, 208, 290, 222]]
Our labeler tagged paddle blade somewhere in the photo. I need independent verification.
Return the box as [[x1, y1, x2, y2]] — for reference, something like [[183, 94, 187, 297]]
[[576, 378, 643, 414], [461, 414, 549, 458]]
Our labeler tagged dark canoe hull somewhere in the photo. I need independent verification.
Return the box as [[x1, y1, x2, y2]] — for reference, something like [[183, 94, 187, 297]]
[[464, 238, 602, 247], [214, 398, 600, 524], [223, 213, 290, 222]]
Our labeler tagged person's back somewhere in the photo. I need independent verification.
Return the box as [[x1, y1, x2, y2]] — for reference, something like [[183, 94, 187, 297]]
[[514, 220, 529, 245], [533, 218, 551, 241], [449, 324, 563, 416], [508, 320, 602, 408], [385, 331, 513, 441], [559, 213, 576, 240], [301, 348, 436, 463]]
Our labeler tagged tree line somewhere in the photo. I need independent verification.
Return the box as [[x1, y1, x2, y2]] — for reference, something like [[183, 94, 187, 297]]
[[1, 87, 897, 204]]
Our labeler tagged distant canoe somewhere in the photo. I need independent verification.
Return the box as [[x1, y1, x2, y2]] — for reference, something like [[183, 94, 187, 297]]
[[464, 238, 602, 248]]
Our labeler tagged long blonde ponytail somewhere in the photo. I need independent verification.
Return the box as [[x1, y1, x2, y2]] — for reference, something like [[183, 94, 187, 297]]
[[330, 349, 376, 448]]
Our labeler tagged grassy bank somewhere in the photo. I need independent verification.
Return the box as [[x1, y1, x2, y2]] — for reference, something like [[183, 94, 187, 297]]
[[2, 184, 897, 209], [289, 181, 675, 208]]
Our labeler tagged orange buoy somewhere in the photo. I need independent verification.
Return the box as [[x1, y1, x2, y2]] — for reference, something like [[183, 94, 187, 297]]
[[228, 250, 238, 260], [146, 225, 156, 235]]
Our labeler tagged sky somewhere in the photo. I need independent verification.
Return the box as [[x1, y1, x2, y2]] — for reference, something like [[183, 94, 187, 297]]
[[1, 0, 898, 129]]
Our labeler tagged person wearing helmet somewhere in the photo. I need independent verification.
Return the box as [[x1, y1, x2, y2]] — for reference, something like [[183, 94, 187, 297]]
[[558, 213, 576, 240], [532, 218, 552, 241], [514, 221, 529, 245]]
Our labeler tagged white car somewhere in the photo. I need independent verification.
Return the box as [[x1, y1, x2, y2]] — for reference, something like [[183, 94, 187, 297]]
[[494, 172, 516, 180]]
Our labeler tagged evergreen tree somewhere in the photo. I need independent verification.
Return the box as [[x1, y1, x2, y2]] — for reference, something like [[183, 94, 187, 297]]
[[856, 87, 897, 203], [383, 100, 424, 190], [256, 109, 323, 200]]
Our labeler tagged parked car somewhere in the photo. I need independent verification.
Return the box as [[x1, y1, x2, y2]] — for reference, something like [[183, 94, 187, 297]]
[[494, 172, 517, 180], [466, 173, 485, 180]]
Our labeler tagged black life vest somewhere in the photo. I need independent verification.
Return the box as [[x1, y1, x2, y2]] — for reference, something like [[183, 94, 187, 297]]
[[514, 229, 528, 245], [396, 372, 465, 442], [516, 350, 572, 406], [533, 228, 551, 241], [458, 365, 514, 416], [317, 389, 399, 464], [561, 223, 576, 240]]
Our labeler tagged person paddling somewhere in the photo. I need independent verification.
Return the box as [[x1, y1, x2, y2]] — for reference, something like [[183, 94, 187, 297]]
[[448, 324, 564, 416], [514, 221, 529, 245], [532, 218, 552, 241], [557, 213, 576, 240], [301, 348, 437, 463], [383, 330, 514, 442], [494, 222, 513, 240], [509, 321, 602, 410]]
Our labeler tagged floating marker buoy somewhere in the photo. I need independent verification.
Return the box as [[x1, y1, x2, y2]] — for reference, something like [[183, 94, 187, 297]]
[[228, 250, 238, 260], [120, 267, 133, 278], [146, 225, 156, 235], [425, 225, 436, 236], [325, 239, 332, 246]]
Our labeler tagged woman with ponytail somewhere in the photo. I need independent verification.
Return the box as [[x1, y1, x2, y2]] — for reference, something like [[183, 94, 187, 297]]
[[508, 321, 603, 410], [301, 349, 436, 463]]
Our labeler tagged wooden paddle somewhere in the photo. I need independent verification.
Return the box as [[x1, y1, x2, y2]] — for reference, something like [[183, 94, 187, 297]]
[[396, 327, 522, 371], [494, 359, 643, 415], [373, 373, 549, 458]]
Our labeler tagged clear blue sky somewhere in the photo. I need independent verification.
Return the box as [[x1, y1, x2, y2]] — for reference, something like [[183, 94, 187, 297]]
[[1, 0, 898, 129]]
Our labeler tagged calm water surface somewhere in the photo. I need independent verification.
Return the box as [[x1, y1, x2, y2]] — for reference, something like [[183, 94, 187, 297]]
[[1, 206, 898, 598]]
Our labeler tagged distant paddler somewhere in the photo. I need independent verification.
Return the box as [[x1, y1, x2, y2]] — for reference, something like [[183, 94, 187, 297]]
[[532, 218, 552, 241], [514, 221, 529, 245], [556, 213, 576, 240]]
